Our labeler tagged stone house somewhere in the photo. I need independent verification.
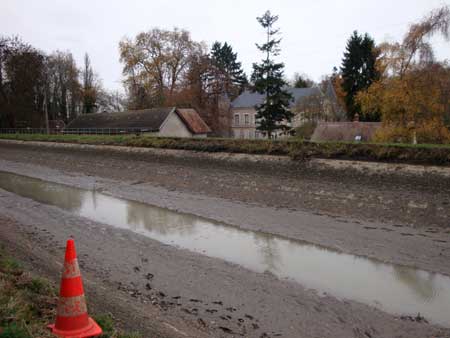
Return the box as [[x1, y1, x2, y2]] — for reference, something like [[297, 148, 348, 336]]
[[66, 107, 211, 138], [228, 87, 325, 139]]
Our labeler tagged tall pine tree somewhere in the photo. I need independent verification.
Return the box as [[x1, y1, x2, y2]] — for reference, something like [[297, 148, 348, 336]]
[[251, 11, 293, 138], [341, 31, 379, 121], [209, 42, 247, 99]]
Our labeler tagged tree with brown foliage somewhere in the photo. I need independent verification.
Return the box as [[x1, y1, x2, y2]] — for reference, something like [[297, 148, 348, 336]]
[[378, 6, 450, 78], [119, 28, 205, 109], [357, 5, 450, 144]]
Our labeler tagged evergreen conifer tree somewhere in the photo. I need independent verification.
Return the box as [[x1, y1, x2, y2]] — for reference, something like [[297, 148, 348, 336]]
[[341, 31, 379, 120], [251, 11, 293, 138], [210, 42, 247, 99]]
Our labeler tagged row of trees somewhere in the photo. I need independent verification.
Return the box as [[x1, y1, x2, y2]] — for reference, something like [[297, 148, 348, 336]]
[[119, 29, 248, 135], [118, 11, 321, 138], [2, 5, 448, 142], [337, 5, 450, 143], [0, 37, 124, 128]]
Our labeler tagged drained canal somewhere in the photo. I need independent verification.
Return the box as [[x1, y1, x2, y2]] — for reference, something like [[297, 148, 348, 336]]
[[1, 171, 450, 327]]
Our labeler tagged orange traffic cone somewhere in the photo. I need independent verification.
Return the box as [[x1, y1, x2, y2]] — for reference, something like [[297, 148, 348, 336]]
[[48, 239, 102, 338]]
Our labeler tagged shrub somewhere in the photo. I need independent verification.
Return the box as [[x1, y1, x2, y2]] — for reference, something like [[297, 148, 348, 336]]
[[293, 121, 317, 140], [374, 120, 450, 144], [1, 133, 450, 165]]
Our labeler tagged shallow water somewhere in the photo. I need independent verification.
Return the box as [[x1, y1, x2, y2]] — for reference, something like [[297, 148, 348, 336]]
[[1, 171, 449, 327]]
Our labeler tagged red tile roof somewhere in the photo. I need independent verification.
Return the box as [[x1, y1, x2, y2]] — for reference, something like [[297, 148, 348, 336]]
[[176, 109, 212, 135]]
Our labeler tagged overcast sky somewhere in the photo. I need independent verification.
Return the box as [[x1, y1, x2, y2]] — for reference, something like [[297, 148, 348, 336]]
[[1, 0, 449, 92]]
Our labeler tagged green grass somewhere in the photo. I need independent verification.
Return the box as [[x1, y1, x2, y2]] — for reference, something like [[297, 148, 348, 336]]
[[0, 248, 142, 338], [0, 324, 31, 338], [1, 133, 450, 165], [94, 314, 142, 338]]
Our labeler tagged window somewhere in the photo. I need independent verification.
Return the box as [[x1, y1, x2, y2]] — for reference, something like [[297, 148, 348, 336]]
[[244, 114, 250, 125], [234, 114, 240, 126]]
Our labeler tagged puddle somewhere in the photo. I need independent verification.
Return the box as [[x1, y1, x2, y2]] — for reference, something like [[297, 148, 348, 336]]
[[1, 171, 450, 327]]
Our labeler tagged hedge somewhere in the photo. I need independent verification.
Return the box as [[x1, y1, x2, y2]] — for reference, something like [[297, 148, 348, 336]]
[[0, 133, 450, 166]]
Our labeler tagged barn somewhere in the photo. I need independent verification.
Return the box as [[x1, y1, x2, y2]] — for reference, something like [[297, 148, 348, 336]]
[[66, 107, 211, 138]]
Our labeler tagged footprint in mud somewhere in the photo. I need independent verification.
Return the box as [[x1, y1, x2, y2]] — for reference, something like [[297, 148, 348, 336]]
[[401, 233, 415, 237], [189, 298, 202, 303], [364, 227, 378, 230], [206, 309, 218, 314], [381, 227, 395, 232], [133, 266, 141, 272], [218, 326, 234, 334], [131, 180, 146, 186], [433, 239, 447, 243], [145, 273, 154, 280], [392, 224, 404, 228], [212, 301, 223, 306], [182, 308, 199, 315], [226, 307, 237, 312], [425, 229, 439, 233]]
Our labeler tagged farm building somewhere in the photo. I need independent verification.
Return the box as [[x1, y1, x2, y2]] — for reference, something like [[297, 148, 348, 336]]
[[67, 107, 211, 138]]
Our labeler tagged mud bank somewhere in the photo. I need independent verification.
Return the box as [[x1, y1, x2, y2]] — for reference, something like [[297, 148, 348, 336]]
[[1, 142, 450, 337], [1, 139, 450, 178], [0, 193, 449, 338]]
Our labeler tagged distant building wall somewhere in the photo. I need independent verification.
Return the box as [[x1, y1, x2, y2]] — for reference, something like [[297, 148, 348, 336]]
[[159, 111, 193, 138], [231, 107, 298, 139], [311, 122, 382, 142], [231, 108, 262, 139]]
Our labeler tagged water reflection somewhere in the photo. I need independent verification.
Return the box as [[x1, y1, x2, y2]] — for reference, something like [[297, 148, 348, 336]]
[[1, 171, 450, 327]]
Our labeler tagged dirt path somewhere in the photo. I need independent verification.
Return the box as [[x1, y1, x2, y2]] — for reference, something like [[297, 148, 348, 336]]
[[0, 142, 450, 337]]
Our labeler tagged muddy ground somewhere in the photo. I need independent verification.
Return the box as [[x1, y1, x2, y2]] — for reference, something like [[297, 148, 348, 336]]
[[0, 141, 449, 338]]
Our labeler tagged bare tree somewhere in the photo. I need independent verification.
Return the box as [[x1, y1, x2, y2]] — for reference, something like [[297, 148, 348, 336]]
[[119, 28, 205, 108], [82, 53, 97, 114], [45, 51, 81, 122]]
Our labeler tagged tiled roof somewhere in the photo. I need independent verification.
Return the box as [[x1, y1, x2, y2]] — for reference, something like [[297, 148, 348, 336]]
[[66, 107, 211, 135], [231, 87, 322, 108], [176, 109, 212, 134], [67, 108, 175, 130]]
